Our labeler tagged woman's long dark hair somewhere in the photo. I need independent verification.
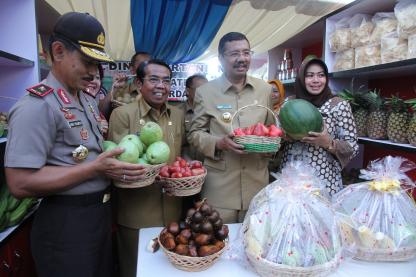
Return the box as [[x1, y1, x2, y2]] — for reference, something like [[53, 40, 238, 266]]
[[294, 56, 333, 107]]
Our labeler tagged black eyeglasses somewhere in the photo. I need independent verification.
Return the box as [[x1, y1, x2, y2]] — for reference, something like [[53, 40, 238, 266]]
[[143, 77, 171, 86]]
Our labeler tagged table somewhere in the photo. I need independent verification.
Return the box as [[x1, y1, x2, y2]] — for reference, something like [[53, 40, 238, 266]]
[[137, 224, 416, 277]]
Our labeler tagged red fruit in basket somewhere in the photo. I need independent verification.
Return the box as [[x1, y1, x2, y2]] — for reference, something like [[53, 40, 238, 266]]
[[233, 128, 244, 136], [159, 169, 170, 178], [174, 244, 189, 255], [179, 159, 187, 168], [253, 123, 267, 136], [171, 172, 183, 178], [244, 125, 255, 135], [191, 168, 205, 176], [173, 160, 180, 167], [269, 125, 283, 137], [170, 166, 181, 174], [183, 171, 192, 177], [190, 160, 203, 169], [198, 245, 220, 257], [175, 156, 183, 162]]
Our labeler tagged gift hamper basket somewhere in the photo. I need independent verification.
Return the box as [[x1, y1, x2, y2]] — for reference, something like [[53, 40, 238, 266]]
[[242, 162, 343, 277], [333, 156, 416, 262], [232, 104, 283, 153], [158, 199, 229, 271]]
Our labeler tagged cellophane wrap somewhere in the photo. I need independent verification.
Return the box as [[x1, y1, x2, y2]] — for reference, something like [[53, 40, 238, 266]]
[[241, 162, 342, 268], [333, 156, 416, 253]]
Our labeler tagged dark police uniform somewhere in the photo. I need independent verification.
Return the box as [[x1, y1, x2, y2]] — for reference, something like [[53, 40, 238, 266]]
[[5, 12, 114, 277]]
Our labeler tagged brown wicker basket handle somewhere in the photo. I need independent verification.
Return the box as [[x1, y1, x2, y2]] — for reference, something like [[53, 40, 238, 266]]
[[230, 103, 277, 133]]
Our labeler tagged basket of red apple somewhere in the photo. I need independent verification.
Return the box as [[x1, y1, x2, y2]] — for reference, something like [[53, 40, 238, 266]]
[[159, 157, 207, 197], [232, 104, 283, 153], [158, 199, 229, 272]]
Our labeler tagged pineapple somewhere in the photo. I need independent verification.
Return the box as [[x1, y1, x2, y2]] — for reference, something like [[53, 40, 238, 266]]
[[338, 88, 369, 137], [405, 99, 416, 146], [363, 90, 388, 139], [386, 95, 409, 143]]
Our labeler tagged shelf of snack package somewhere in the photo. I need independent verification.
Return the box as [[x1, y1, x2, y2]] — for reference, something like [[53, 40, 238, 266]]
[[0, 50, 34, 68], [0, 201, 39, 244], [358, 137, 416, 153], [323, 0, 416, 80], [328, 58, 416, 80]]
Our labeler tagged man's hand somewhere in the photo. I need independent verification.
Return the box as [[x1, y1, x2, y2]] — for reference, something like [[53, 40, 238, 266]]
[[215, 133, 246, 154], [112, 73, 129, 89], [94, 147, 147, 182], [301, 124, 332, 149]]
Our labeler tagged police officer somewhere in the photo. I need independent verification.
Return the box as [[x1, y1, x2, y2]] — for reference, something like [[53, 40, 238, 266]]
[[188, 32, 274, 223], [4, 12, 145, 277], [108, 59, 185, 277]]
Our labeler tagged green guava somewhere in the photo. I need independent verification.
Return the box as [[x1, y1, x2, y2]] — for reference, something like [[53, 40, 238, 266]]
[[120, 134, 143, 156], [137, 158, 149, 165], [103, 140, 117, 152], [140, 122, 163, 146], [146, 141, 170, 164], [117, 140, 140, 163]]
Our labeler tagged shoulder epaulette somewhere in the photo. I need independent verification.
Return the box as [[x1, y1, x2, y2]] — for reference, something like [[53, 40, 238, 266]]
[[26, 83, 54, 97]]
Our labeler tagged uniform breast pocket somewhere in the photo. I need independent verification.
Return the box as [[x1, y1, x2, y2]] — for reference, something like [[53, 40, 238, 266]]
[[204, 158, 226, 172], [63, 128, 83, 146]]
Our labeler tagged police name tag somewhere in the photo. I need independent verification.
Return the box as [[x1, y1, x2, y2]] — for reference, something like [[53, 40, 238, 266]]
[[216, 104, 232, 110], [69, 120, 82, 128]]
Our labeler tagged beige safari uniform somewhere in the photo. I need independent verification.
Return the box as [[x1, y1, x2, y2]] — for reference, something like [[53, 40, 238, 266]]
[[108, 95, 184, 277], [180, 101, 204, 161], [188, 75, 273, 212], [112, 81, 139, 103], [108, 95, 184, 228]]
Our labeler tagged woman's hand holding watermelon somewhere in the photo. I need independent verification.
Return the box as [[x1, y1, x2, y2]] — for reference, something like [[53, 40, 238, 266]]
[[301, 124, 333, 150]]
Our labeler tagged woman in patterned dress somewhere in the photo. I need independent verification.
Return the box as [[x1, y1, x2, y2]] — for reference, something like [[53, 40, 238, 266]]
[[278, 57, 359, 196]]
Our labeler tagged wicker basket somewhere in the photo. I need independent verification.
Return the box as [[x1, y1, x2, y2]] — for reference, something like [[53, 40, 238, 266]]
[[114, 163, 165, 188], [158, 236, 228, 272], [160, 170, 207, 197], [231, 104, 281, 153], [246, 249, 341, 277], [354, 245, 416, 262]]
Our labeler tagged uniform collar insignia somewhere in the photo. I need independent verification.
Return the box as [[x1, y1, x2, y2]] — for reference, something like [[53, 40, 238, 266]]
[[57, 89, 71, 104], [26, 83, 53, 97]]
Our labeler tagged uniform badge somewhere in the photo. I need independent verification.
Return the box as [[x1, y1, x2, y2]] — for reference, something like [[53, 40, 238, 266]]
[[72, 145, 89, 162], [58, 89, 71, 104], [80, 128, 89, 140], [97, 32, 105, 46], [222, 112, 232, 123], [69, 120, 82, 128], [26, 84, 53, 97], [61, 108, 75, 120]]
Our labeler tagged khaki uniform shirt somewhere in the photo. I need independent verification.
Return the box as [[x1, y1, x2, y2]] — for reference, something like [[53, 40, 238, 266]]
[[113, 81, 139, 103], [188, 75, 273, 210], [180, 101, 204, 161], [108, 95, 185, 228], [5, 73, 109, 195]]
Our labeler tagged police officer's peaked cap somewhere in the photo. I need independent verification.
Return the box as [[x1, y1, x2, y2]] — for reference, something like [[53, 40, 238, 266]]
[[53, 12, 113, 62]]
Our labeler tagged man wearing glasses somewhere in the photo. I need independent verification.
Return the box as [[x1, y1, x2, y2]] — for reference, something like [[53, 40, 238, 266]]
[[108, 59, 185, 277], [188, 32, 274, 223]]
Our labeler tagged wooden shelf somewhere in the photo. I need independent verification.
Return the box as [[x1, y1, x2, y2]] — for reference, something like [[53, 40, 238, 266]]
[[0, 138, 6, 144], [0, 50, 34, 67], [329, 58, 416, 80], [358, 137, 416, 152]]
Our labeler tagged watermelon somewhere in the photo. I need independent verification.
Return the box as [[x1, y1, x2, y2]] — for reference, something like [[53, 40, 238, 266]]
[[278, 99, 323, 140]]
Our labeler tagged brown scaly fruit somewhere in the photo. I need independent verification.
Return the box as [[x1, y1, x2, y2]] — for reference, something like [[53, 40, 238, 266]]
[[363, 90, 388, 139], [386, 95, 409, 143], [405, 99, 416, 146], [338, 88, 369, 137]]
